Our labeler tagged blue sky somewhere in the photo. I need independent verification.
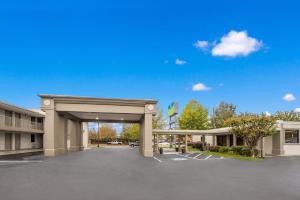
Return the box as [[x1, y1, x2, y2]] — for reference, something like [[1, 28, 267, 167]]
[[0, 0, 299, 117]]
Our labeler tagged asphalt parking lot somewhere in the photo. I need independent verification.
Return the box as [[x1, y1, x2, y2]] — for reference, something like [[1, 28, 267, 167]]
[[1, 147, 300, 200]]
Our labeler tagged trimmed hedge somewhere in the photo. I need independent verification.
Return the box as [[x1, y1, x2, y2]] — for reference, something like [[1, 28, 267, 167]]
[[208, 146, 257, 157]]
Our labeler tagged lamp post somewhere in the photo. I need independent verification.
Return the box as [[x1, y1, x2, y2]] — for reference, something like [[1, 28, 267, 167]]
[[96, 116, 100, 148]]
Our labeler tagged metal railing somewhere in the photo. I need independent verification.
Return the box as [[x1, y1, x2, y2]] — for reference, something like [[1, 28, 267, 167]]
[[0, 117, 44, 132]]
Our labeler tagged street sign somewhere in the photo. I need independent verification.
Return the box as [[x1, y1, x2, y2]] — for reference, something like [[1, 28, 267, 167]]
[[168, 102, 178, 117]]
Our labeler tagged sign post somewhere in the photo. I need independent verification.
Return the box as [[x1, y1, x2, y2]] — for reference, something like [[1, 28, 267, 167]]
[[168, 102, 178, 148]]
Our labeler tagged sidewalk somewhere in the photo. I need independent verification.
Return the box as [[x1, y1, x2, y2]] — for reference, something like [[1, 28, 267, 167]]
[[0, 149, 43, 157]]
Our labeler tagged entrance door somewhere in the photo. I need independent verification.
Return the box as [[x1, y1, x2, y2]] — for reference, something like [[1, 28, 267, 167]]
[[5, 133, 12, 150], [15, 134, 21, 150]]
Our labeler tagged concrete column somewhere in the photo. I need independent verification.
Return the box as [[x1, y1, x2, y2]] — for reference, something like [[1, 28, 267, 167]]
[[43, 109, 68, 156], [82, 122, 89, 150], [212, 135, 216, 146], [233, 134, 237, 147], [185, 134, 188, 153], [68, 119, 80, 151], [142, 113, 153, 157], [226, 135, 230, 147], [78, 122, 83, 150], [272, 121, 285, 155], [11, 133, 16, 150]]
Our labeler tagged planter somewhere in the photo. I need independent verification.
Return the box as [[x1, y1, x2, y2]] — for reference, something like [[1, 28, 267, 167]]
[[175, 147, 179, 152], [181, 148, 186, 154]]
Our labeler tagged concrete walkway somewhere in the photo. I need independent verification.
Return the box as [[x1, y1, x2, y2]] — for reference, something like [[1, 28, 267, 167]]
[[0, 149, 43, 157], [0, 148, 300, 200]]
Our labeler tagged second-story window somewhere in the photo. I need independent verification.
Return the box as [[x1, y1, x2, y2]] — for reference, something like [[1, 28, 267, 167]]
[[31, 117, 36, 129], [5, 110, 13, 127], [15, 113, 21, 128]]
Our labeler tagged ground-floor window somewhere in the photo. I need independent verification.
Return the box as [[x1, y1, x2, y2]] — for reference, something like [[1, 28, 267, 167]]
[[31, 134, 35, 143], [285, 130, 299, 144]]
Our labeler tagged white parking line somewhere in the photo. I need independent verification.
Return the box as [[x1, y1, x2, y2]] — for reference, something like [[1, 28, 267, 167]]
[[0, 160, 43, 163], [204, 155, 212, 160], [193, 153, 203, 159], [153, 156, 162, 163]]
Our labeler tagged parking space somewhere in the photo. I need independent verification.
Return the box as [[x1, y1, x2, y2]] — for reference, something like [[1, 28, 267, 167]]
[[154, 151, 224, 162], [1, 148, 300, 200]]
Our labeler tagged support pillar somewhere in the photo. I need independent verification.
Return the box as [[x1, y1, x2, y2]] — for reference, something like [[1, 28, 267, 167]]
[[226, 135, 230, 147], [212, 135, 216, 146], [68, 119, 81, 151], [272, 121, 285, 155], [82, 122, 89, 150], [11, 133, 16, 150], [185, 134, 188, 153], [141, 113, 153, 157], [43, 109, 68, 156], [233, 134, 237, 147]]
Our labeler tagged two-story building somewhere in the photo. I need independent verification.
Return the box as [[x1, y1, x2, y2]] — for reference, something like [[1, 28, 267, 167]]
[[0, 101, 44, 152]]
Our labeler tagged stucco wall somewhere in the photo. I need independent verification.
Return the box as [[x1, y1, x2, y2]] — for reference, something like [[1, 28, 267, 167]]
[[283, 144, 300, 155], [263, 136, 273, 155], [205, 136, 213, 145], [20, 134, 32, 149], [192, 135, 201, 142]]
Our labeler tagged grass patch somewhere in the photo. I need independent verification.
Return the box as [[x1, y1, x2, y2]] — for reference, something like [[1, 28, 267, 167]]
[[203, 151, 262, 161]]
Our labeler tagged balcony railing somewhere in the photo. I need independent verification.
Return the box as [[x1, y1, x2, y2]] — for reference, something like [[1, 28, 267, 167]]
[[0, 117, 44, 132]]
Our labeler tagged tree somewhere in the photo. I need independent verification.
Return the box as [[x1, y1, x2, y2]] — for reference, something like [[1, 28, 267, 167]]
[[121, 124, 140, 142], [273, 111, 300, 122], [225, 113, 276, 157], [153, 107, 166, 129], [99, 124, 117, 142], [178, 100, 209, 130], [211, 102, 236, 128]]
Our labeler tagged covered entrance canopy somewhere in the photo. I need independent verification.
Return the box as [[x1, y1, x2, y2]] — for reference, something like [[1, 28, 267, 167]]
[[39, 94, 157, 157]]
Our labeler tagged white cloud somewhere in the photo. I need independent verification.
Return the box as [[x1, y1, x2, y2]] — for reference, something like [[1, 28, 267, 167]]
[[265, 111, 271, 116], [193, 40, 209, 50], [175, 58, 187, 65], [192, 83, 211, 91], [211, 30, 263, 57], [282, 93, 296, 102], [294, 108, 300, 113]]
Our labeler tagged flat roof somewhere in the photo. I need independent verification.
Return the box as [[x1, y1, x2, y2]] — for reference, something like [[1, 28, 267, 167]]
[[153, 127, 230, 135], [154, 121, 300, 136], [38, 94, 158, 106], [0, 101, 45, 117]]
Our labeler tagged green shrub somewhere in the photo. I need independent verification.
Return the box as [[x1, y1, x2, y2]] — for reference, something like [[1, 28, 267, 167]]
[[240, 147, 251, 156], [208, 146, 220, 152], [219, 146, 232, 153], [232, 146, 244, 154]]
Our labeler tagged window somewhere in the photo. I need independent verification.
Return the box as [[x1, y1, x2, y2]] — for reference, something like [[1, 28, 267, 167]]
[[285, 130, 299, 144], [4, 110, 13, 126], [31, 134, 35, 143]]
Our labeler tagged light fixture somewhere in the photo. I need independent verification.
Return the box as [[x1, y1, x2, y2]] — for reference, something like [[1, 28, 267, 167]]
[[121, 117, 124, 121]]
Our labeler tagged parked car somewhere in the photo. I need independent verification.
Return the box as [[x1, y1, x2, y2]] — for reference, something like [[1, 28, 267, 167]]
[[129, 141, 140, 147], [107, 141, 122, 145], [157, 142, 170, 148]]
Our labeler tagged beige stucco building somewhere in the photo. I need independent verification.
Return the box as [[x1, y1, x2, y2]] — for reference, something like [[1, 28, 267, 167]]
[[191, 121, 300, 156], [1, 95, 300, 158], [0, 101, 44, 152]]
